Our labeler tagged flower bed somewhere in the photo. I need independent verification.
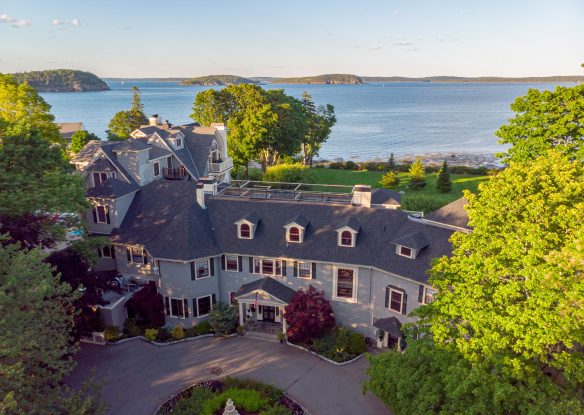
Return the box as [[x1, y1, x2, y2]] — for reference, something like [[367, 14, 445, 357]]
[[290, 326, 366, 363], [156, 378, 307, 415]]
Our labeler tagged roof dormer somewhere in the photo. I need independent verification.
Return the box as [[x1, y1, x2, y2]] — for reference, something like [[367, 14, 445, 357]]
[[336, 218, 360, 247], [284, 214, 309, 243], [169, 131, 185, 150], [235, 212, 260, 239], [391, 231, 429, 259]]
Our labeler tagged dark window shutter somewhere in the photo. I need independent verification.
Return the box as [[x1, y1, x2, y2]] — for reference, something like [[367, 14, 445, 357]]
[[142, 250, 147, 264], [183, 299, 189, 318], [402, 293, 408, 315], [385, 286, 390, 308], [282, 260, 287, 276], [165, 297, 170, 315], [210, 258, 215, 276], [97, 248, 102, 258], [105, 207, 110, 224], [92, 208, 97, 223], [190, 262, 195, 280], [293, 261, 298, 277], [249, 257, 253, 273], [311, 262, 317, 279], [238, 256, 243, 272], [418, 285, 424, 303], [126, 247, 131, 263], [192, 299, 199, 317], [221, 255, 225, 270], [111, 246, 116, 259], [212, 293, 217, 304]]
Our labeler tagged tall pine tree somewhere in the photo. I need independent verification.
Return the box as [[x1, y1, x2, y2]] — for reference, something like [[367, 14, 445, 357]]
[[436, 160, 452, 193]]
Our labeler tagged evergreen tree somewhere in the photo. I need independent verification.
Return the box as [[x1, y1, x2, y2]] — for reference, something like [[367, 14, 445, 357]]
[[131, 86, 144, 113], [408, 157, 426, 190], [436, 160, 452, 193], [387, 153, 397, 171], [106, 87, 147, 140], [379, 170, 400, 188]]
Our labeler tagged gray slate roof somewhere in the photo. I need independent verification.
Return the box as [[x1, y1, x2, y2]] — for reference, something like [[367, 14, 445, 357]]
[[391, 231, 430, 250], [235, 277, 297, 303], [337, 217, 360, 232], [86, 178, 140, 199], [373, 316, 403, 337], [148, 146, 172, 160], [182, 127, 216, 177], [111, 139, 150, 152], [371, 189, 401, 205], [285, 214, 309, 228], [238, 212, 260, 226], [85, 158, 116, 172], [425, 197, 470, 230]]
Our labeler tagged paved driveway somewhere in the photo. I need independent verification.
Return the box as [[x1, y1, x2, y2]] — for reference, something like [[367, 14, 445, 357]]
[[68, 336, 391, 415]]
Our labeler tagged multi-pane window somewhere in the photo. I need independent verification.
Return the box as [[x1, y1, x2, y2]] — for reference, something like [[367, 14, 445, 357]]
[[239, 223, 251, 239], [175, 138, 182, 148], [225, 255, 239, 271], [335, 268, 355, 300], [424, 288, 436, 304], [94, 205, 108, 223], [399, 246, 413, 258], [196, 259, 209, 279], [389, 289, 405, 313], [298, 261, 312, 279], [340, 231, 353, 246], [288, 227, 300, 242], [92, 172, 108, 186], [153, 162, 160, 177], [99, 245, 114, 258], [197, 296, 212, 316], [127, 247, 147, 264], [253, 258, 283, 276], [170, 298, 186, 318]]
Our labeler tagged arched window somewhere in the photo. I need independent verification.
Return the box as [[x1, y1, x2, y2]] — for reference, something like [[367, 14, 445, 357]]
[[240, 223, 251, 238], [289, 227, 300, 242], [341, 231, 353, 246]]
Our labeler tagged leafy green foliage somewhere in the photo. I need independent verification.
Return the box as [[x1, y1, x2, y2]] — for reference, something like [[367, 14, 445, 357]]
[[181, 75, 257, 86], [106, 87, 147, 140], [387, 153, 397, 171], [70, 130, 99, 154], [408, 157, 426, 189], [260, 405, 293, 415], [284, 286, 335, 344], [208, 302, 238, 336], [123, 318, 144, 337], [263, 163, 316, 183], [201, 388, 268, 415], [196, 320, 212, 335], [311, 326, 365, 362], [496, 84, 584, 163], [0, 240, 104, 413], [435, 160, 452, 193], [299, 92, 336, 166], [401, 194, 443, 213], [379, 170, 400, 188], [144, 328, 158, 341], [170, 387, 214, 415], [171, 325, 185, 340]]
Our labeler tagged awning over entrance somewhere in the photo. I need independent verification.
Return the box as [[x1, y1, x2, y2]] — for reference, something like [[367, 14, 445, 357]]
[[235, 277, 296, 304], [373, 316, 403, 338]]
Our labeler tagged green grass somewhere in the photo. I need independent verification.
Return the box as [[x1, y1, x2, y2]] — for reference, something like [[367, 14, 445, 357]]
[[310, 168, 489, 206]]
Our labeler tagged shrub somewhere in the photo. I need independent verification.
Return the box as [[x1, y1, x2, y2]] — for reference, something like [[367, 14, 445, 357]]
[[157, 327, 171, 342], [185, 326, 198, 338], [436, 161, 452, 193], [344, 160, 357, 170], [172, 325, 185, 340], [260, 405, 293, 415], [348, 332, 366, 355], [379, 170, 400, 188], [284, 285, 335, 344], [388, 153, 397, 171], [123, 318, 144, 337], [310, 327, 365, 362], [222, 377, 283, 402], [171, 387, 215, 415], [401, 194, 444, 213], [263, 163, 316, 183], [197, 320, 212, 335], [201, 388, 268, 415], [144, 328, 158, 341], [248, 168, 264, 181], [208, 302, 238, 336], [408, 157, 426, 190], [104, 325, 120, 341]]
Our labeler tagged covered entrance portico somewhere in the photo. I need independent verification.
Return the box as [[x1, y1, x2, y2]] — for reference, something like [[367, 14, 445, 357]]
[[373, 316, 404, 350], [234, 277, 297, 335]]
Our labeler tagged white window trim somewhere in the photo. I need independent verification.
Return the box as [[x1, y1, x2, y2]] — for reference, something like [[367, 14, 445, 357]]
[[196, 294, 213, 317], [194, 259, 211, 280], [388, 287, 405, 314], [337, 227, 357, 247], [128, 247, 146, 264], [225, 255, 239, 272], [297, 261, 312, 279], [423, 287, 437, 304], [95, 205, 108, 224], [253, 258, 283, 277], [99, 246, 113, 258], [169, 297, 187, 319], [286, 226, 304, 243], [228, 291, 237, 305], [396, 245, 415, 259], [153, 161, 160, 177], [332, 265, 358, 303]]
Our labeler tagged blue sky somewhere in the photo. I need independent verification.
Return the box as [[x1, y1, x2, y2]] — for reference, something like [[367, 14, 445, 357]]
[[1, 0, 583, 78]]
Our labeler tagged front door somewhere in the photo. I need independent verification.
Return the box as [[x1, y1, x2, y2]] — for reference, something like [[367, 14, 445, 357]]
[[262, 306, 275, 322]]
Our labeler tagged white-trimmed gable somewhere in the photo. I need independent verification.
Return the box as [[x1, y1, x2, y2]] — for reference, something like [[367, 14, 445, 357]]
[[283, 222, 306, 243], [234, 218, 256, 239], [336, 225, 358, 247]]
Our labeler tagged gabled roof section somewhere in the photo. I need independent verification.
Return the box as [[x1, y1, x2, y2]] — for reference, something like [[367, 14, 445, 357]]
[[337, 217, 360, 232], [58, 122, 84, 139], [182, 126, 217, 177], [391, 231, 430, 250], [86, 178, 140, 199], [71, 140, 103, 165], [235, 277, 297, 304], [284, 214, 309, 228], [148, 146, 172, 160], [150, 129, 200, 179], [373, 316, 403, 338], [371, 189, 401, 205], [111, 139, 150, 152], [424, 197, 470, 230], [236, 212, 260, 227], [85, 158, 116, 172]]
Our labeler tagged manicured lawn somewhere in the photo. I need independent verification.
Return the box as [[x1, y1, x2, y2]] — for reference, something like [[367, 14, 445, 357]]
[[310, 168, 489, 206]]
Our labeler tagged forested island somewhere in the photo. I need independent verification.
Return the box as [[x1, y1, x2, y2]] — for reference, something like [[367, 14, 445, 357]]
[[270, 74, 363, 84], [180, 75, 258, 86], [10, 69, 110, 92], [361, 75, 584, 83]]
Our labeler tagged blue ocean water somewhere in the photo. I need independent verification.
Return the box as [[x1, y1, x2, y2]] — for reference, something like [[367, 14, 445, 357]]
[[40, 81, 569, 160]]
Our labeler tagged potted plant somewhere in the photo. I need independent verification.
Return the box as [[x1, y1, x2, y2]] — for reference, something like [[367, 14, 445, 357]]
[[277, 331, 286, 344]]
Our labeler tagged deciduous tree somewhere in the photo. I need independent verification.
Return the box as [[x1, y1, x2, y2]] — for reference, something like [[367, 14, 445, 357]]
[[299, 92, 336, 166], [70, 130, 99, 154], [106, 87, 148, 140], [284, 285, 335, 344]]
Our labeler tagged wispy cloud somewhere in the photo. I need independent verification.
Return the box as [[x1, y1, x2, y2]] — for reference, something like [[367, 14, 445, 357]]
[[392, 42, 413, 46], [369, 46, 382, 50], [1, 13, 31, 28], [52, 18, 80, 27], [436, 37, 466, 42]]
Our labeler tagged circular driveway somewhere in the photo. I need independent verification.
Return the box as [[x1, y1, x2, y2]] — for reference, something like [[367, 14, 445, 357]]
[[68, 336, 391, 415]]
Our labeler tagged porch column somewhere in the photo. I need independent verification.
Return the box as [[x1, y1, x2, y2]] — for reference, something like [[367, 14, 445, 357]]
[[281, 310, 287, 335], [238, 301, 244, 326]]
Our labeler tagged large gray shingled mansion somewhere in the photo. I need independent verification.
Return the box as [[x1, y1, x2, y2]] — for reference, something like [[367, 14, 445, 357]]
[[72, 115, 470, 348]]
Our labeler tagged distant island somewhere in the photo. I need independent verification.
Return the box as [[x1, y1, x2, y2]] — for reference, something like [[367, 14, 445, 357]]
[[180, 75, 258, 86], [10, 69, 110, 92], [361, 75, 584, 83], [270, 74, 363, 84]]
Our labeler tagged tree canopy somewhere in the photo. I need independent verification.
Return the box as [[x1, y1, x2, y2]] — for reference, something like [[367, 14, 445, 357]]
[[496, 84, 584, 163], [70, 130, 99, 154], [106, 86, 147, 140], [408, 157, 426, 189], [284, 285, 335, 344], [299, 92, 336, 166]]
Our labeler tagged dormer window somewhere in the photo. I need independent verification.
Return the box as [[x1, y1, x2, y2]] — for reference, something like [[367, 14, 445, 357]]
[[336, 218, 360, 248], [341, 231, 353, 246], [175, 138, 182, 148], [392, 232, 429, 260], [284, 215, 308, 244], [398, 246, 413, 258], [239, 223, 251, 239], [288, 227, 300, 242]]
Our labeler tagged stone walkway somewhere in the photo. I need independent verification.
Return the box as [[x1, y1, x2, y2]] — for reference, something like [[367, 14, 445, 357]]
[[67, 336, 391, 415]]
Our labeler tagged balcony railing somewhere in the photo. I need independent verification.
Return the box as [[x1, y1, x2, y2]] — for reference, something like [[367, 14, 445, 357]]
[[163, 167, 186, 180], [209, 158, 234, 173]]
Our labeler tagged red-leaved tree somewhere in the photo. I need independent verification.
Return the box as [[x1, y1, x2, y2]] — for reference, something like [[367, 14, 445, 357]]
[[284, 285, 335, 344]]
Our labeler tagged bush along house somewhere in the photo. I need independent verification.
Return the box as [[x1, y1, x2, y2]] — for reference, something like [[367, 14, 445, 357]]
[[71, 117, 469, 348]]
